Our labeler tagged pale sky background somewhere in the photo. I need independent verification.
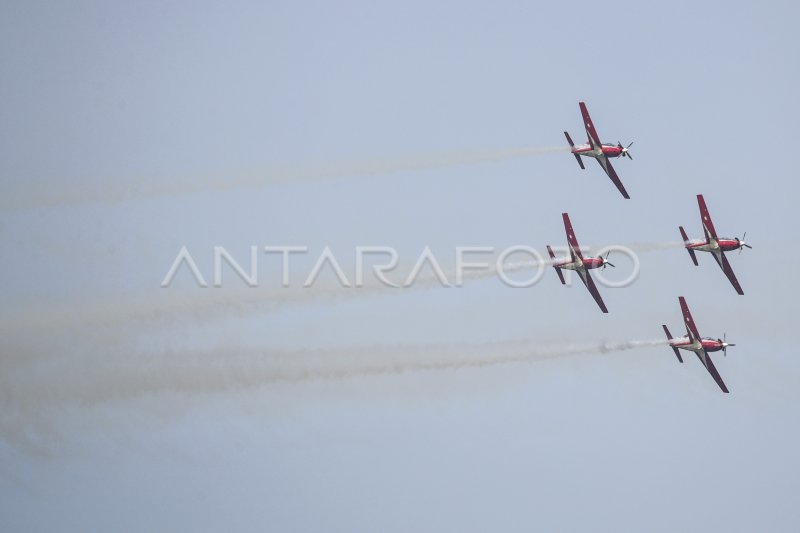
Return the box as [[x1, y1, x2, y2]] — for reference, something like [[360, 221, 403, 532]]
[[1, 1, 799, 532]]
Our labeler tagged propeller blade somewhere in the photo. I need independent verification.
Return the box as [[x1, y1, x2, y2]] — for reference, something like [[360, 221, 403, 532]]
[[723, 333, 736, 356], [606, 262, 615, 268], [738, 240, 753, 253]]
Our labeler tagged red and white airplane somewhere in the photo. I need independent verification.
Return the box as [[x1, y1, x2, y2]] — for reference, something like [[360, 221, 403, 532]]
[[564, 101, 633, 199], [546, 212, 614, 313], [679, 194, 751, 295], [662, 296, 735, 393]]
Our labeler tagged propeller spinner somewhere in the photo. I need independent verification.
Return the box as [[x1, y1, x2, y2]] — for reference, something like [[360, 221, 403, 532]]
[[721, 332, 736, 356], [617, 141, 634, 160], [736, 232, 753, 253]]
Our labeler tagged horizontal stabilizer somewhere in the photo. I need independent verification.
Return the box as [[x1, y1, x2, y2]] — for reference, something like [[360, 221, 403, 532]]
[[553, 267, 566, 285], [679, 226, 698, 266], [547, 246, 566, 284], [662, 324, 683, 363], [564, 132, 584, 169]]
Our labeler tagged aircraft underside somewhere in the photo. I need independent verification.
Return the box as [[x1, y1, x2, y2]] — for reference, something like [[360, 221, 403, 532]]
[[689, 242, 719, 253]]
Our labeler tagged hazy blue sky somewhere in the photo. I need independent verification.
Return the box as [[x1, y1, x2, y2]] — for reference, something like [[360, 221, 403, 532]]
[[1, 1, 799, 531]]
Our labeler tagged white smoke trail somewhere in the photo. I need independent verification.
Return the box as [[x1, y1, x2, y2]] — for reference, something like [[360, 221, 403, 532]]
[[0, 241, 683, 336], [610, 241, 685, 252], [0, 145, 569, 210], [1, 338, 668, 412], [0, 336, 669, 452]]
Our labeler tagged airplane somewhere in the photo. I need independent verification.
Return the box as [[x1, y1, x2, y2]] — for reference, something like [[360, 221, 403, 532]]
[[662, 296, 735, 393], [546, 212, 615, 313], [679, 194, 751, 295], [564, 101, 633, 199]]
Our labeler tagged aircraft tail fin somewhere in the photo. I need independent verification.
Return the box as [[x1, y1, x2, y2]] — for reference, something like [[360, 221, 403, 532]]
[[662, 325, 684, 363], [547, 245, 566, 285], [679, 226, 698, 266], [564, 131, 585, 169]]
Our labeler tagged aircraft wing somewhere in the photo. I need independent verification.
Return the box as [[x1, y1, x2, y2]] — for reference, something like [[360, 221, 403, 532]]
[[562, 212, 584, 261], [697, 194, 718, 241], [579, 102, 602, 149], [712, 251, 745, 295], [696, 349, 730, 393], [577, 268, 608, 313], [679, 296, 701, 341], [595, 156, 630, 199]]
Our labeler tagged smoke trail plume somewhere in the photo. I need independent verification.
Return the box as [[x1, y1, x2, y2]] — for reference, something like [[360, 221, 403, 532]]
[[0, 336, 668, 453], [1, 338, 668, 412], [0, 145, 569, 210], [0, 240, 682, 335]]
